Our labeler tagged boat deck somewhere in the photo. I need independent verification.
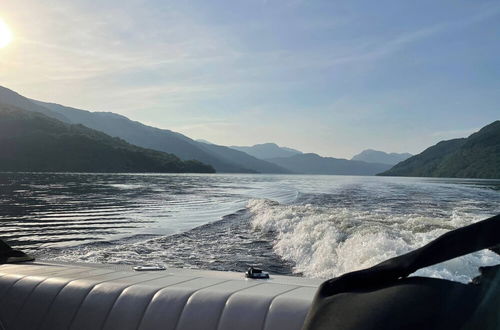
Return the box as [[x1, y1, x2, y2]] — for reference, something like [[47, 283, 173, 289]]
[[0, 261, 322, 330]]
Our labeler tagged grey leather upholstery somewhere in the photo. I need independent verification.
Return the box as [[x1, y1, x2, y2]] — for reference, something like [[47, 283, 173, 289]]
[[0, 262, 320, 330]]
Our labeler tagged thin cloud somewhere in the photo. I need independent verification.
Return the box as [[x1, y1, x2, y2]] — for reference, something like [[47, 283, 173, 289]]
[[0, 1, 498, 158]]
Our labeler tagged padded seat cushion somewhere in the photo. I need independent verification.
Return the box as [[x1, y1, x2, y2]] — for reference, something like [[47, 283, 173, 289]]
[[0, 262, 320, 330]]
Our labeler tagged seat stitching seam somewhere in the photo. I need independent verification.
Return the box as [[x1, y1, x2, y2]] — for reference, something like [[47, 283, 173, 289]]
[[66, 273, 150, 330], [0, 274, 46, 329], [261, 287, 303, 330], [99, 274, 186, 330], [136, 276, 204, 330], [172, 279, 234, 330], [98, 286, 135, 330], [214, 283, 265, 330], [12, 278, 47, 321], [17, 268, 106, 323], [0, 275, 31, 307], [36, 269, 121, 330]]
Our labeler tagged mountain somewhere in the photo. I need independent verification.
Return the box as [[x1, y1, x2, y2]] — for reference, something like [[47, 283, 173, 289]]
[[196, 139, 214, 145], [351, 149, 412, 165], [0, 103, 214, 173], [0, 86, 69, 123], [267, 153, 392, 175], [32, 100, 255, 173], [196, 142, 291, 174], [31, 101, 287, 174], [379, 121, 500, 179], [0, 85, 287, 173], [230, 143, 302, 160]]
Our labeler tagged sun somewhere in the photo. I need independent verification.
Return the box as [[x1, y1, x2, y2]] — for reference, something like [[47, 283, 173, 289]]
[[0, 18, 13, 48]]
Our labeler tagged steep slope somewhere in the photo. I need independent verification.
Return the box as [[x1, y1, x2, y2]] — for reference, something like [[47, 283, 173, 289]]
[[351, 149, 412, 165], [0, 104, 214, 173], [32, 100, 251, 173], [0, 86, 69, 123], [379, 121, 500, 178], [267, 153, 392, 175], [230, 143, 302, 160], [31, 99, 287, 174]]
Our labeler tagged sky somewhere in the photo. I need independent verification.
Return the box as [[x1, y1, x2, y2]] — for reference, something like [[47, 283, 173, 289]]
[[0, 0, 499, 158]]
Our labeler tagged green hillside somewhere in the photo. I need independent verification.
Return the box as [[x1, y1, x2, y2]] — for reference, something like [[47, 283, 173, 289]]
[[379, 121, 500, 179], [0, 104, 215, 173]]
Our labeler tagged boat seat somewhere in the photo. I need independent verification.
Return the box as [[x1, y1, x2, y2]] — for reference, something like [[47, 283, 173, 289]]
[[0, 262, 320, 330]]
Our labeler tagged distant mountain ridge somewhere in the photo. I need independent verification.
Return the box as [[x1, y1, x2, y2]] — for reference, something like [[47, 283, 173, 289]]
[[33, 100, 257, 173], [196, 139, 214, 145], [5, 85, 494, 178], [352, 149, 412, 165], [0, 85, 288, 174], [33, 100, 289, 174], [0, 103, 214, 173], [230, 143, 302, 160], [379, 121, 500, 179], [196, 141, 291, 174], [266, 153, 392, 175], [0, 86, 69, 123]]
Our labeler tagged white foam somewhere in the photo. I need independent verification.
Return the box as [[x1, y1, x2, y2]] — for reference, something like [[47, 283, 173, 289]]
[[247, 199, 500, 282]]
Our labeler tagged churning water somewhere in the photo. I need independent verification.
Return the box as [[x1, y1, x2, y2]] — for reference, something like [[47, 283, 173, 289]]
[[1, 173, 500, 282]]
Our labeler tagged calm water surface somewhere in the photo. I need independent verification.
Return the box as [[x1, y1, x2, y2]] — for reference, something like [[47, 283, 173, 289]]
[[1, 173, 499, 281]]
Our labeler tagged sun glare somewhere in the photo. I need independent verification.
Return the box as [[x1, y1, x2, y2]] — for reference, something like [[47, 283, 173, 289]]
[[0, 18, 13, 48]]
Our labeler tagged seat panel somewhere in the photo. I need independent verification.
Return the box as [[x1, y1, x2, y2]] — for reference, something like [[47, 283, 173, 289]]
[[40, 273, 151, 330], [70, 273, 173, 330], [13, 277, 71, 330], [0, 263, 319, 330], [217, 283, 299, 330], [263, 287, 317, 330], [103, 276, 202, 330], [138, 278, 228, 330], [175, 280, 262, 330], [0, 276, 48, 329]]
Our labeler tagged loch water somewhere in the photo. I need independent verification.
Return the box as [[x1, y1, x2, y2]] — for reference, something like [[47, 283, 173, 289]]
[[1, 172, 500, 282]]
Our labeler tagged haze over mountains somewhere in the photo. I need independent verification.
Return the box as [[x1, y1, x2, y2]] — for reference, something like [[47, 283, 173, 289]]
[[230, 143, 302, 160], [1, 84, 498, 178], [0, 85, 390, 175], [266, 153, 392, 175], [35, 100, 289, 174], [195, 141, 290, 174], [228, 143, 393, 175], [351, 149, 412, 165], [0, 86, 289, 174]]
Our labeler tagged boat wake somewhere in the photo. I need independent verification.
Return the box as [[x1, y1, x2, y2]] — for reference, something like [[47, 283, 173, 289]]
[[36, 208, 295, 275], [9, 173, 499, 282], [247, 198, 500, 282]]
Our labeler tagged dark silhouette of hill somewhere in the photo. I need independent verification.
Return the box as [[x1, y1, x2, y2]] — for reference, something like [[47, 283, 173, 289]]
[[0, 86, 69, 123], [26, 96, 288, 174], [351, 149, 412, 165], [32, 100, 254, 173], [0, 85, 286, 173], [0, 104, 214, 173], [230, 143, 302, 160], [379, 121, 500, 178], [267, 153, 392, 175]]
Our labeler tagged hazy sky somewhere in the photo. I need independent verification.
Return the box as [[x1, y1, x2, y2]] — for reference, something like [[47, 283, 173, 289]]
[[0, 0, 499, 158]]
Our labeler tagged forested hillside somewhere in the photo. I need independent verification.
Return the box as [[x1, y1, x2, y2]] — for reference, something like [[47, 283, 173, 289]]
[[379, 121, 500, 179], [0, 104, 215, 173]]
